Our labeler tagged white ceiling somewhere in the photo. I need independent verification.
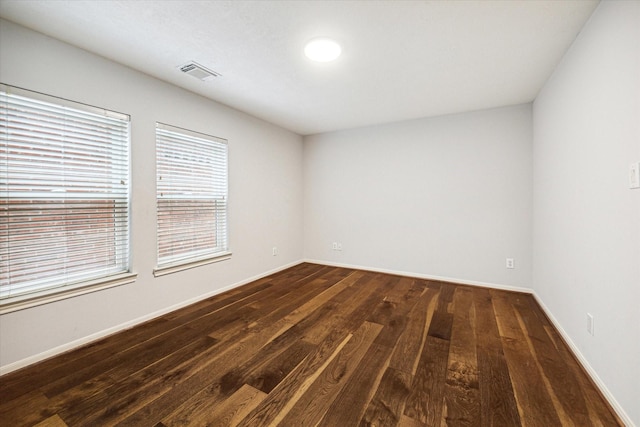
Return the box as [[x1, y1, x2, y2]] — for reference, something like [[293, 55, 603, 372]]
[[0, 0, 599, 135]]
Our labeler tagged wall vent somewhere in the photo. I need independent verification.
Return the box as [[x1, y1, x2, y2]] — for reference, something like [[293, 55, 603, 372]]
[[179, 61, 221, 81]]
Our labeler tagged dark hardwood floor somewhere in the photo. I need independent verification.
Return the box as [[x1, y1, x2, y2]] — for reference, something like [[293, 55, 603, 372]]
[[0, 263, 622, 426]]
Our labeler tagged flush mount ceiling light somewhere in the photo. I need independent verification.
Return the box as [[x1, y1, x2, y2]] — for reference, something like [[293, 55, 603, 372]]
[[304, 38, 342, 62]]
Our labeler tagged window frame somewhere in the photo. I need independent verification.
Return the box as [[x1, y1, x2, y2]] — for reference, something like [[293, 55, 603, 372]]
[[153, 122, 230, 277], [0, 84, 136, 314]]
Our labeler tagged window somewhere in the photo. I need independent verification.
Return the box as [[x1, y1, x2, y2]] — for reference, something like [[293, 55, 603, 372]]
[[0, 85, 133, 312], [155, 123, 229, 275]]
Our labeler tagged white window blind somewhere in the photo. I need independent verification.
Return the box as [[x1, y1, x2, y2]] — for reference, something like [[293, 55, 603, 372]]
[[0, 85, 130, 302], [156, 123, 228, 270]]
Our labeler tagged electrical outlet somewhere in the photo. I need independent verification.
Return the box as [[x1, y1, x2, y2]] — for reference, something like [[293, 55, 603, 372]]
[[332, 242, 338, 250], [506, 258, 515, 269], [337, 242, 342, 251], [272, 247, 278, 256], [630, 162, 640, 189], [587, 313, 594, 336]]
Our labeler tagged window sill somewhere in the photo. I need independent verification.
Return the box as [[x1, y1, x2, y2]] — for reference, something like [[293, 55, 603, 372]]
[[0, 272, 138, 315], [153, 252, 232, 277]]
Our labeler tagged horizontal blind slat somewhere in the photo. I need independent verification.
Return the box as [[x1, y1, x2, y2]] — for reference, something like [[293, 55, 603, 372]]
[[1, 86, 130, 300], [156, 123, 227, 268]]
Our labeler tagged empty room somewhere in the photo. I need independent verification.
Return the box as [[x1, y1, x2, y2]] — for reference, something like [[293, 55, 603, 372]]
[[0, 0, 638, 426]]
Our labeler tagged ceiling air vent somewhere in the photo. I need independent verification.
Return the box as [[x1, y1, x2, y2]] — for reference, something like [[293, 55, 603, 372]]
[[179, 61, 221, 81]]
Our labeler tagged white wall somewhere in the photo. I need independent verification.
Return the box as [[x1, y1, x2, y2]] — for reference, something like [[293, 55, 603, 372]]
[[532, 1, 640, 425], [0, 19, 304, 370], [304, 104, 533, 290]]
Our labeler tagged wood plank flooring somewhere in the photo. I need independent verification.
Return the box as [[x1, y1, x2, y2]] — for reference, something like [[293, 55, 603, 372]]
[[0, 263, 623, 426]]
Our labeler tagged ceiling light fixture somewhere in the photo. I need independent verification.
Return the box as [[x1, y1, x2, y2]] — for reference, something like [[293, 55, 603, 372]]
[[304, 38, 342, 62]]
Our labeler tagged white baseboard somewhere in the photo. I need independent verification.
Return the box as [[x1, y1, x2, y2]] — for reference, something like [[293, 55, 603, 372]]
[[304, 258, 533, 294], [0, 260, 304, 376], [532, 292, 634, 427]]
